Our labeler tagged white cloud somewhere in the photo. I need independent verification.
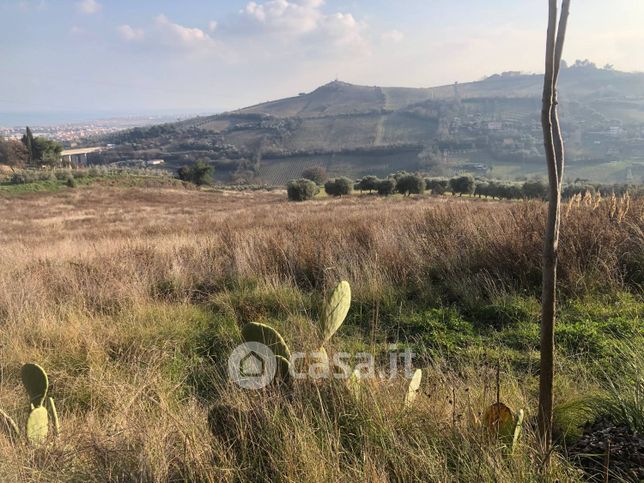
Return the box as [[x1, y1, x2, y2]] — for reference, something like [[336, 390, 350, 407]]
[[233, 0, 367, 56], [382, 30, 404, 44], [240, 0, 324, 35], [154, 14, 215, 50], [208, 20, 218, 32], [117, 24, 144, 42], [77, 0, 101, 15]]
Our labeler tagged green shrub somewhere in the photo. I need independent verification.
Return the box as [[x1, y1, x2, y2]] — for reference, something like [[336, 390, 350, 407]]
[[376, 178, 396, 196], [396, 174, 425, 196], [177, 161, 213, 186], [357, 176, 379, 193], [301, 166, 327, 185], [426, 178, 448, 195], [449, 175, 475, 196], [287, 178, 319, 201], [55, 169, 72, 181], [66, 176, 76, 188], [474, 181, 489, 197], [324, 177, 353, 197], [522, 180, 548, 199], [10, 172, 28, 185]]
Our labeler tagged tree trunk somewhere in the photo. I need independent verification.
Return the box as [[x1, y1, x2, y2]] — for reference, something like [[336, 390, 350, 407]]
[[539, 0, 570, 451]]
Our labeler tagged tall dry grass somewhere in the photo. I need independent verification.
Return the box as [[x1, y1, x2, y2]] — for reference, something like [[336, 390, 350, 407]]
[[0, 187, 641, 481]]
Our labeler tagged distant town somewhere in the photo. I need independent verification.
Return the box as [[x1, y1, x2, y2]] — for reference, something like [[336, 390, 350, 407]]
[[0, 114, 194, 146]]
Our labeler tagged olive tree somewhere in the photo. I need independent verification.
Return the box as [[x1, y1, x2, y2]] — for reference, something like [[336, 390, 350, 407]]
[[287, 178, 319, 201]]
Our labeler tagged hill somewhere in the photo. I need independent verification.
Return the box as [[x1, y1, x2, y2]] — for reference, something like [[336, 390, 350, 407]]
[[100, 63, 644, 184]]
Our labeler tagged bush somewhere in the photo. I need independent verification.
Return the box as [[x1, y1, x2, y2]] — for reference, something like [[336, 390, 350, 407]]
[[301, 166, 327, 185], [9, 172, 28, 185], [497, 183, 523, 200], [522, 180, 548, 199], [357, 176, 379, 193], [396, 174, 425, 196], [449, 175, 475, 196], [474, 181, 489, 198], [177, 161, 213, 186], [55, 169, 72, 181], [324, 177, 353, 197], [66, 176, 76, 188], [287, 178, 319, 201], [426, 178, 448, 195], [376, 178, 396, 196]]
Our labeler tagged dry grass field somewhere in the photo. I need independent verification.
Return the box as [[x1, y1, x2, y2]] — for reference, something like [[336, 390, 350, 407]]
[[0, 185, 642, 481]]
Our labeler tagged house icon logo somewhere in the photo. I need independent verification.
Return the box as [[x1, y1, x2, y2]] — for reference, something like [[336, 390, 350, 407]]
[[228, 341, 277, 389], [240, 350, 265, 378]]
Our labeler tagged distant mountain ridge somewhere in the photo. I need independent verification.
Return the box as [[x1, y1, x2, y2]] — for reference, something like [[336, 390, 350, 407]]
[[103, 65, 644, 184]]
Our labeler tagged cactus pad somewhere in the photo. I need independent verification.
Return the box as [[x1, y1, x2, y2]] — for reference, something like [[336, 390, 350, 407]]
[[241, 322, 291, 361], [26, 406, 49, 445], [275, 355, 292, 384], [347, 368, 362, 399], [511, 409, 524, 452], [483, 402, 515, 439], [48, 397, 60, 436], [404, 369, 422, 407], [21, 363, 49, 407], [321, 281, 351, 343]]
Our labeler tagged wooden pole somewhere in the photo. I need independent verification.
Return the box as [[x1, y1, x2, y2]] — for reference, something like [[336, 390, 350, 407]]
[[538, 0, 571, 451]]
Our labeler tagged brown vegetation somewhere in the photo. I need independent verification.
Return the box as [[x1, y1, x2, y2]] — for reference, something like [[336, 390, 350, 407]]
[[0, 186, 641, 481]]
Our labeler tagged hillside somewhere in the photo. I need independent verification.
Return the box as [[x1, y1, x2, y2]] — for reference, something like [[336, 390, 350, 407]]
[[101, 64, 644, 184]]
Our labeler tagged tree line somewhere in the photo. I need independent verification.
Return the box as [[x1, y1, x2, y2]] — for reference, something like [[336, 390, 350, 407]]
[[0, 127, 64, 169], [287, 167, 640, 201]]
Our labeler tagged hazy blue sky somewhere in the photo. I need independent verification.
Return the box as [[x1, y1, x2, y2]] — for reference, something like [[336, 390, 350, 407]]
[[1, 0, 643, 115]]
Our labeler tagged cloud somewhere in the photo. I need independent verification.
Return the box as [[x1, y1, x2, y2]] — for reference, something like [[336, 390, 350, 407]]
[[113, 2, 366, 62], [382, 30, 404, 44], [117, 24, 144, 42], [77, 0, 101, 15], [239, 0, 325, 35], [154, 14, 215, 50], [232, 0, 367, 56], [115, 15, 217, 55]]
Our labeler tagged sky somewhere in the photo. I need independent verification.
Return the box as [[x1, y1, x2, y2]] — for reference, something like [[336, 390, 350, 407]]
[[1, 0, 644, 117]]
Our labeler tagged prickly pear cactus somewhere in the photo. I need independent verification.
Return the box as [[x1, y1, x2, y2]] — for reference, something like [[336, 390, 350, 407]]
[[241, 322, 291, 360], [511, 409, 524, 453], [21, 363, 49, 407], [275, 355, 292, 384], [26, 406, 49, 445], [483, 402, 515, 439], [404, 369, 422, 407], [347, 368, 362, 399], [0, 408, 20, 441], [321, 281, 351, 344]]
